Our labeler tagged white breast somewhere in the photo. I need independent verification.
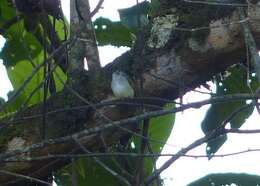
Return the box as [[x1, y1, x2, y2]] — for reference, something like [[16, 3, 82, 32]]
[[111, 74, 134, 98]]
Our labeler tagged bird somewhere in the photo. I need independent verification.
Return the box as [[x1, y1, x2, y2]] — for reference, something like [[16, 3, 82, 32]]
[[111, 71, 134, 98]]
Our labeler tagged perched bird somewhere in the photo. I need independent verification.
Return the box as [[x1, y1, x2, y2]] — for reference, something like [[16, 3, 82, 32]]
[[111, 71, 134, 98]]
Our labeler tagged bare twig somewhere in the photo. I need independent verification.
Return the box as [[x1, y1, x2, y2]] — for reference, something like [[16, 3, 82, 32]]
[[11, 47, 70, 121], [226, 128, 260, 134], [1, 100, 163, 125], [136, 119, 150, 185], [145, 126, 226, 184], [90, 0, 104, 17], [0, 170, 52, 186], [171, 17, 249, 32], [145, 102, 256, 184], [0, 94, 258, 162], [3, 147, 260, 163], [71, 157, 78, 186], [183, 0, 248, 7]]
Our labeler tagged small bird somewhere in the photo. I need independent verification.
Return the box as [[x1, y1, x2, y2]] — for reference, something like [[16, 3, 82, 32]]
[[111, 71, 134, 98]]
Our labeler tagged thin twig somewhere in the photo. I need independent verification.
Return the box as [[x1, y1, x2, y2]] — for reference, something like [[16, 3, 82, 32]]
[[145, 127, 226, 184], [183, 0, 248, 7], [3, 147, 260, 162], [171, 17, 249, 32], [0, 170, 52, 186], [11, 48, 70, 121], [90, 0, 104, 17], [145, 103, 256, 184], [1, 100, 163, 125], [0, 94, 258, 162]]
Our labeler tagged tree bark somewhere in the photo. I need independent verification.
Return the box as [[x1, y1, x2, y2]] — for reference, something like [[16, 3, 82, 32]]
[[0, 2, 260, 184]]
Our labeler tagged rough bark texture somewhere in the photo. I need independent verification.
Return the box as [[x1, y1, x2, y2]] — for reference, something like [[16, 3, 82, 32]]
[[0, 1, 260, 184]]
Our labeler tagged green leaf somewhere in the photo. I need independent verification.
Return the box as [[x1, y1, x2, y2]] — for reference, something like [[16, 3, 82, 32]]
[[149, 103, 175, 153], [145, 103, 175, 175], [201, 65, 260, 157], [0, 5, 67, 114], [132, 103, 175, 177], [1, 21, 42, 67], [4, 60, 66, 113], [55, 158, 123, 186], [188, 173, 260, 186], [0, 0, 16, 25], [53, 16, 69, 40], [5, 59, 43, 113], [94, 17, 135, 47]]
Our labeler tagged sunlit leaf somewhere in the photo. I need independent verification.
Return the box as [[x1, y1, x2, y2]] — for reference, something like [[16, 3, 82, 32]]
[[188, 173, 260, 186]]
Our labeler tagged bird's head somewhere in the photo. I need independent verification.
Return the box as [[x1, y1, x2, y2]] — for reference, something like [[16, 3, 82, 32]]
[[112, 71, 128, 81]]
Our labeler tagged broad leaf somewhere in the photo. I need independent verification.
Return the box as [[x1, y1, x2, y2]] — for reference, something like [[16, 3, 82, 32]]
[[0, 0, 15, 25], [188, 173, 260, 186], [148, 103, 175, 153], [0, 3, 67, 114], [1, 20, 42, 67], [132, 103, 175, 177], [201, 65, 259, 158], [94, 17, 135, 47], [55, 158, 125, 186]]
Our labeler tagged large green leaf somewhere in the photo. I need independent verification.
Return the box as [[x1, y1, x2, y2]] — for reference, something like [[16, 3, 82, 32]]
[[55, 158, 121, 186], [0, 3, 67, 114], [5, 60, 66, 113], [132, 103, 175, 177], [1, 20, 42, 67], [148, 103, 175, 153], [6, 59, 44, 111], [0, 0, 15, 25], [188, 173, 260, 186], [201, 65, 259, 158], [94, 17, 135, 47]]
